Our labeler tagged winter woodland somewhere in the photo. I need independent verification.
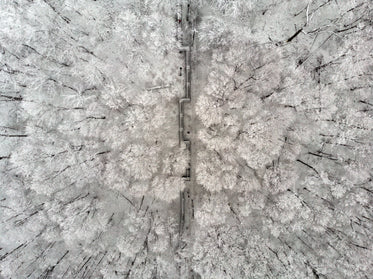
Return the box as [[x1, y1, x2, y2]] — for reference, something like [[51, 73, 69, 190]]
[[0, 0, 372, 278]]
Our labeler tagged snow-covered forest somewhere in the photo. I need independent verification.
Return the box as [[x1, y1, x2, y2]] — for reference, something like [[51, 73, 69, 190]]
[[0, 0, 372, 278]]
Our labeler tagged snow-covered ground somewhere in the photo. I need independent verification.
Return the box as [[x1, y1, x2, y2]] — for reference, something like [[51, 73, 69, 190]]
[[0, 0, 372, 278], [190, 1, 373, 278]]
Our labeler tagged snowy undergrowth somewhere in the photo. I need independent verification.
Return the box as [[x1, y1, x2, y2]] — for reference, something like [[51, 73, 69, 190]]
[[192, 0, 373, 278], [1, 0, 186, 278], [0, 0, 372, 278]]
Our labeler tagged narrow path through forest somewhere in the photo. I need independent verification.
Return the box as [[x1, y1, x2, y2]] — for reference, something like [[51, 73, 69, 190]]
[[176, 1, 200, 278], [178, 0, 193, 237]]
